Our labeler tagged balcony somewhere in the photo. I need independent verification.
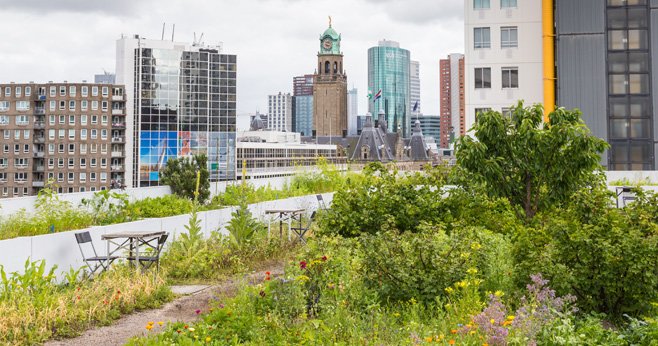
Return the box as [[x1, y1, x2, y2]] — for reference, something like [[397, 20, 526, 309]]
[[112, 95, 124, 101], [112, 109, 124, 115], [112, 123, 126, 129], [34, 121, 45, 129], [33, 151, 44, 158], [111, 137, 125, 143], [111, 151, 124, 158], [111, 165, 124, 172], [32, 181, 44, 188], [34, 107, 45, 115], [33, 137, 45, 144], [34, 166, 45, 172], [37, 95, 46, 101]]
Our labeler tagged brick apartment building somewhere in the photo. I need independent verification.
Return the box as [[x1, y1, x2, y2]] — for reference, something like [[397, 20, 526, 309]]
[[0, 82, 126, 198]]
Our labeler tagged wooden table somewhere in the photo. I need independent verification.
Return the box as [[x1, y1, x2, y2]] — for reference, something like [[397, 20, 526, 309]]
[[102, 230, 167, 271], [265, 208, 305, 240]]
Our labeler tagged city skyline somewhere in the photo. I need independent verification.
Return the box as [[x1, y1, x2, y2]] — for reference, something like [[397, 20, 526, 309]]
[[0, 0, 464, 117]]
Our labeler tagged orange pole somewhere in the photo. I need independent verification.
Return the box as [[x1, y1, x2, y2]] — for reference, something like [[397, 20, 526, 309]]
[[542, 0, 555, 122]]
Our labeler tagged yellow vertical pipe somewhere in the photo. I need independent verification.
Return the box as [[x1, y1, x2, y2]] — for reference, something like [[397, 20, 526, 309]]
[[542, 0, 555, 122]]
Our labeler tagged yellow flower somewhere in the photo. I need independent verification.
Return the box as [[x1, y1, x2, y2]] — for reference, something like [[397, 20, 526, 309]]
[[393, 312, 401, 317], [296, 275, 310, 283], [494, 290, 504, 297], [157, 321, 164, 326], [206, 336, 211, 342], [471, 242, 482, 250], [448, 340, 456, 345], [445, 287, 454, 294], [490, 319, 495, 324], [483, 343, 489, 346], [147, 321, 154, 326], [145, 325, 153, 331], [466, 268, 478, 275], [507, 315, 515, 321], [425, 336, 433, 342]]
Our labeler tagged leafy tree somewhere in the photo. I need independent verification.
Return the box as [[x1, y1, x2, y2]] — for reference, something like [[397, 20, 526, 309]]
[[159, 154, 210, 203], [456, 102, 608, 219]]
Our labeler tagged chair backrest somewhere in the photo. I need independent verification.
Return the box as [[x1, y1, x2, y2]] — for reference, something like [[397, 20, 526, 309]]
[[156, 233, 169, 252], [75, 231, 98, 259], [316, 194, 324, 202], [307, 211, 317, 228]]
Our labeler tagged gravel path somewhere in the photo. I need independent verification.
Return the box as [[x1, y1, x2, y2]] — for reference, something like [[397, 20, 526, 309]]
[[45, 264, 284, 346]]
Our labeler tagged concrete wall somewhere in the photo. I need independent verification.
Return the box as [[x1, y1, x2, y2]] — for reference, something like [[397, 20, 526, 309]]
[[606, 170, 658, 184], [652, 8, 658, 169], [0, 192, 333, 279]]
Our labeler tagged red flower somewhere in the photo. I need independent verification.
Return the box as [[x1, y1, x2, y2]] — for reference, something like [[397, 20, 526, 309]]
[[177, 330, 182, 334], [300, 261, 307, 270], [184, 325, 189, 329], [117, 290, 121, 294], [195, 309, 201, 315], [265, 271, 271, 281], [321, 255, 328, 262]]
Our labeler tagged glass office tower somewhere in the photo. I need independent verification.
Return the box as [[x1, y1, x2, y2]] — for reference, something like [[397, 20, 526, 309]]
[[368, 40, 411, 137], [116, 36, 237, 187]]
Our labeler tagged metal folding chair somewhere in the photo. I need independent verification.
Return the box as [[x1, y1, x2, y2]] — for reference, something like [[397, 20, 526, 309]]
[[75, 231, 118, 278], [316, 194, 328, 210], [126, 233, 169, 272], [291, 211, 316, 245]]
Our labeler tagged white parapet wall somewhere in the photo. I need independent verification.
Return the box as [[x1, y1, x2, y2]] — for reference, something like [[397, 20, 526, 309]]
[[0, 193, 333, 279], [606, 171, 658, 185]]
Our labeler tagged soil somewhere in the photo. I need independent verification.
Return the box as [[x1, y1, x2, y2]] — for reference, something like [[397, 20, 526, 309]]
[[44, 263, 284, 346]]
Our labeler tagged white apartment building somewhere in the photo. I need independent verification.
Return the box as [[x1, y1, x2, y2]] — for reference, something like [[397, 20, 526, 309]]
[[267, 92, 292, 132], [410, 60, 421, 114], [347, 88, 358, 135], [464, 0, 544, 129]]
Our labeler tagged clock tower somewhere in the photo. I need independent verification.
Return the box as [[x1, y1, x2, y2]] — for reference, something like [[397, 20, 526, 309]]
[[313, 18, 348, 138]]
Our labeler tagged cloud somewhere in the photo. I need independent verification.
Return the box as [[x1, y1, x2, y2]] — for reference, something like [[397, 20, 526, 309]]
[[0, 0, 148, 15], [363, 0, 463, 24]]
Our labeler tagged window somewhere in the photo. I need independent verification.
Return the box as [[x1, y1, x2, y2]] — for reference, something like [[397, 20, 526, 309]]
[[14, 158, 28, 168], [15, 87, 21, 97], [4, 87, 10, 96], [23, 144, 29, 153], [69, 86, 76, 97], [58, 129, 65, 139], [92, 86, 98, 96], [0, 173, 6, 182], [48, 172, 54, 180], [48, 158, 54, 168], [0, 115, 8, 125], [16, 115, 28, 125], [58, 143, 64, 153], [59, 101, 66, 110], [0, 158, 6, 168], [0, 102, 9, 112], [474, 27, 490, 48], [91, 158, 97, 167], [49, 115, 55, 125], [58, 158, 64, 168], [81, 129, 87, 140], [80, 143, 87, 154], [90, 172, 96, 181], [48, 143, 55, 154], [501, 0, 516, 7], [14, 172, 28, 182], [2, 187, 7, 196], [69, 115, 75, 125], [101, 101, 108, 111], [68, 172, 74, 182], [91, 143, 97, 153], [502, 107, 513, 118], [69, 100, 76, 111], [91, 101, 98, 110], [3, 144, 8, 153], [25, 86, 31, 96], [13, 144, 18, 153], [14, 130, 20, 140], [91, 115, 98, 124], [69, 129, 75, 140], [59, 115, 65, 124], [80, 158, 86, 168], [102, 86, 109, 97], [49, 100, 56, 111], [68, 158, 74, 168], [49, 86, 56, 97], [3, 130, 9, 139], [57, 172, 64, 182], [474, 68, 492, 88], [23, 130, 29, 139], [100, 172, 107, 183], [81, 86, 88, 97], [101, 115, 108, 125], [81, 115, 87, 125], [100, 144, 107, 154], [91, 129, 97, 139], [474, 0, 490, 9], [59, 86, 66, 96], [16, 101, 30, 111], [68, 143, 75, 154], [502, 67, 519, 88], [101, 129, 107, 140], [501, 26, 518, 48], [80, 172, 86, 182], [81, 100, 88, 110], [101, 158, 107, 167]]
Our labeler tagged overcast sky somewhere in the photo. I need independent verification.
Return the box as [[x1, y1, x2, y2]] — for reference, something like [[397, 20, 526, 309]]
[[0, 0, 464, 116]]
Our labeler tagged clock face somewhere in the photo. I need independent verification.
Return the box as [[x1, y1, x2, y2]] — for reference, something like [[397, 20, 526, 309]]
[[323, 39, 333, 50]]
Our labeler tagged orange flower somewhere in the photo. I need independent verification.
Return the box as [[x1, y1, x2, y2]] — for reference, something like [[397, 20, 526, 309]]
[[145, 325, 153, 331], [425, 336, 433, 342], [448, 340, 456, 345], [450, 329, 458, 334]]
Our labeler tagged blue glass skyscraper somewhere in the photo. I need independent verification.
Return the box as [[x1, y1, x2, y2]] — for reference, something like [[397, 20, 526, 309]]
[[368, 40, 411, 137]]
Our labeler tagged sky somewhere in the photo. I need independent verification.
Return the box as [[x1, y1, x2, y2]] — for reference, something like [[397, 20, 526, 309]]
[[0, 0, 464, 116]]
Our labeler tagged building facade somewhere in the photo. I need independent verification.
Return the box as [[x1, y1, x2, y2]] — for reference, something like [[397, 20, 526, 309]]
[[294, 95, 313, 136], [347, 88, 358, 135], [267, 92, 292, 132], [293, 74, 314, 96], [368, 40, 411, 137], [116, 35, 237, 187], [313, 23, 348, 138], [464, 0, 544, 130], [0, 82, 126, 198], [439, 53, 465, 148], [410, 60, 421, 114], [556, 0, 657, 170]]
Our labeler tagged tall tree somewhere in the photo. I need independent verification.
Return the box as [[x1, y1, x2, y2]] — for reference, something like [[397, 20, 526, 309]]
[[456, 102, 608, 219], [159, 154, 210, 203]]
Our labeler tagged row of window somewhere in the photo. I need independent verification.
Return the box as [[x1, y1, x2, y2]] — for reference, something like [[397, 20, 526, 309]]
[[0, 172, 109, 183], [0, 86, 121, 98], [474, 0, 517, 10], [474, 67, 519, 89], [2, 142, 122, 156], [46, 128, 116, 141], [474, 26, 518, 49], [0, 185, 109, 198], [0, 115, 29, 125], [0, 100, 121, 112]]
